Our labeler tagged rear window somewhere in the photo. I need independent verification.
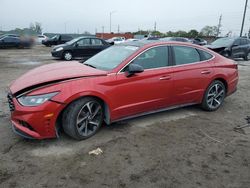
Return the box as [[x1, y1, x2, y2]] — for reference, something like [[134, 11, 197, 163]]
[[198, 50, 213, 61], [173, 46, 200, 65]]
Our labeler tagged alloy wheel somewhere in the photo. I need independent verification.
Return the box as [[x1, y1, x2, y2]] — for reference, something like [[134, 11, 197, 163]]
[[64, 52, 72, 60], [206, 83, 225, 109], [76, 101, 102, 137]]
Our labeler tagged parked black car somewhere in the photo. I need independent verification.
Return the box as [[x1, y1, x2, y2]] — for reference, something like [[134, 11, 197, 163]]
[[42, 34, 73, 47], [51, 37, 111, 60], [0, 36, 32, 48], [206, 37, 250, 60]]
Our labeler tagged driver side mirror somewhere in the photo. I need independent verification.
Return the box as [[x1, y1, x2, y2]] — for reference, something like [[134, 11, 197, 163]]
[[74, 43, 79, 47], [126, 64, 144, 77]]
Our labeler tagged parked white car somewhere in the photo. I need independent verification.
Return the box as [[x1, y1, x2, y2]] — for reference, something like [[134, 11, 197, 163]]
[[106, 37, 125, 45], [36, 35, 48, 44]]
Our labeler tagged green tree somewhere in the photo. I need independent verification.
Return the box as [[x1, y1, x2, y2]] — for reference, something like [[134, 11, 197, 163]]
[[200, 26, 218, 37], [187, 29, 199, 38]]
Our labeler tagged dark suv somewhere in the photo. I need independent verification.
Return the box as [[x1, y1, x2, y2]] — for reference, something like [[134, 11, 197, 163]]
[[206, 37, 250, 60], [42, 34, 73, 47], [51, 37, 111, 60]]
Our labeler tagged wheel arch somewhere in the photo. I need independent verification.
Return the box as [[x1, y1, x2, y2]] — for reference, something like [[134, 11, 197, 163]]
[[55, 93, 111, 136], [213, 77, 228, 94]]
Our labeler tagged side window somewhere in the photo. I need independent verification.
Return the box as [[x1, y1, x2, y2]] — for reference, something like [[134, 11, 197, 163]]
[[198, 49, 213, 61], [132, 46, 168, 69], [234, 39, 241, 46], [173, 46, 200, 65], [76, 39, 90, 46], [91, 39, 103, 45], [5, 37, 18, 42], [241, 39, 247, 45]]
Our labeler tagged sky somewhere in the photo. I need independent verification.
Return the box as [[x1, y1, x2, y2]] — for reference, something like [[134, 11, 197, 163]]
[[0, 0, 249, 36]]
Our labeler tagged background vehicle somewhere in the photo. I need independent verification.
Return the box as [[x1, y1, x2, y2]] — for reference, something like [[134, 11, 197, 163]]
[[0, 34, 20, 39], [8, 41, 238, 140], [191, 38, 207, 45], [206, 37, 250, 60], [0, 36, 32, 48], [36, 35, 48, 44], [106, 37, 125, 45], [160, 37, 191, 42], [51, 37, 110, 60], [42, 34, 73, 47]]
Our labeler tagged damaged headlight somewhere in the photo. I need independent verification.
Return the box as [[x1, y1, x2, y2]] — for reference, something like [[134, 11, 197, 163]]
[[17, 92, 59, 106]]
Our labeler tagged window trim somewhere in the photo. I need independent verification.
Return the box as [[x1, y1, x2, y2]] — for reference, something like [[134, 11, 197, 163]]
[[117, 44, 215, 74], [118, 45, 171, 73]]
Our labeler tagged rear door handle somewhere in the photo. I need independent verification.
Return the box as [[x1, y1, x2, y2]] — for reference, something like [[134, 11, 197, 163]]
[[201, 70, 211, 75], [159, 75, 171, 80]]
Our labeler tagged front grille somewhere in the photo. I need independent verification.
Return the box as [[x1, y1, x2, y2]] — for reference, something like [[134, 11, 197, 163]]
[[7, 93, 15, 111]]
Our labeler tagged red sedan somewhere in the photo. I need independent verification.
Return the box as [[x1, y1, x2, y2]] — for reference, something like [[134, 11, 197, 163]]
[[7, 41, 238, 140]]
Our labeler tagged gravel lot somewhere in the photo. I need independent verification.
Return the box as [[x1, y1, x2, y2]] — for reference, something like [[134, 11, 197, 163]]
[[0, 45, 250, 188]]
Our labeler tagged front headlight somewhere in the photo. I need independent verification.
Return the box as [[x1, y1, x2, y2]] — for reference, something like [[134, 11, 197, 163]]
[[17, 92, 59, 106], [55, 47, 63, 52]]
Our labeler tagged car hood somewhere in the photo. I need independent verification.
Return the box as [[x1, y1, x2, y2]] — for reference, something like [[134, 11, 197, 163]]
[[10, 61, 107, 95], [205, 44, 228, 49]]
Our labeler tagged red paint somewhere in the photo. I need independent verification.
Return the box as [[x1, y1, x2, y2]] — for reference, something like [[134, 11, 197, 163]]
[[9, 42, 238, 139]]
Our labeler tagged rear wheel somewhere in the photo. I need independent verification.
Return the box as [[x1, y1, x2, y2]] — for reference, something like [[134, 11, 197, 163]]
[[62, 97, 103, 140], [63, 51, 73, 61], [244, 51, 250, 61], [201, 80, 226, 111]]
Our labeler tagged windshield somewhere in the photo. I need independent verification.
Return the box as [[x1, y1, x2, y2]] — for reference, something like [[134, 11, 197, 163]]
[[66, 37, 81, 45], [211, 38, 235, 46], [51, 35, 59, 40], [83, 45, 139, 71]]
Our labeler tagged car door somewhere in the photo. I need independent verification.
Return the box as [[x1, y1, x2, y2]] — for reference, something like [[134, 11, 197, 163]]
[[90, 39, 106, 56], [73, 38, 91, 58], [171, 45, 214, 105], [231, 39, 242, 58], [112, 46, 174, 120]]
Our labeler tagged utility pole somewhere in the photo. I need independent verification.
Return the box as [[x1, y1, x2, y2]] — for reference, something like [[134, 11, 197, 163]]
[[64, 22, 67, 33], [154, 21, 157, 32], [240, 0, 248, 37], [109, 11, 116, 33], [117, 25, 120, 33], [216, 15, 222, 37], [102, 26, 104, 38]]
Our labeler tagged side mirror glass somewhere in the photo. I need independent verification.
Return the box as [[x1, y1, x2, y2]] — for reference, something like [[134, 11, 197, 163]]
[[126, 64, 144, 77]]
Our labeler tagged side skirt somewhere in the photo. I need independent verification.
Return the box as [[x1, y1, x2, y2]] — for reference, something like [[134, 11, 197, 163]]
[[111, 102, 197, 124]]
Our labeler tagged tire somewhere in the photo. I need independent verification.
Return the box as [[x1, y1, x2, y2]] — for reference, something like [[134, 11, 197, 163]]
[[244, 51, 250, 61], [62, 97, 103, 140], [63, 51, 73, 61], [201, 80, 226, 111]]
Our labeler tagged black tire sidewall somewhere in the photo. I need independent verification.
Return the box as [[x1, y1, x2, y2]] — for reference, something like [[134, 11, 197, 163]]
[[62, 97, 103, 140]]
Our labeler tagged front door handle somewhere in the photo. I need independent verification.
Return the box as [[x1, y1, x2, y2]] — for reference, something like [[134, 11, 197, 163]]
[[159, 75, 171, 80], [201, 70, 211, 75]]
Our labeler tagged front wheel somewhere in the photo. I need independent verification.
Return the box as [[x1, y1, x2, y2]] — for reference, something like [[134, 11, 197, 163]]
[[63, 51, 73, 61], [62, 97, 103, 140], [201, 80, 226, 111]]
